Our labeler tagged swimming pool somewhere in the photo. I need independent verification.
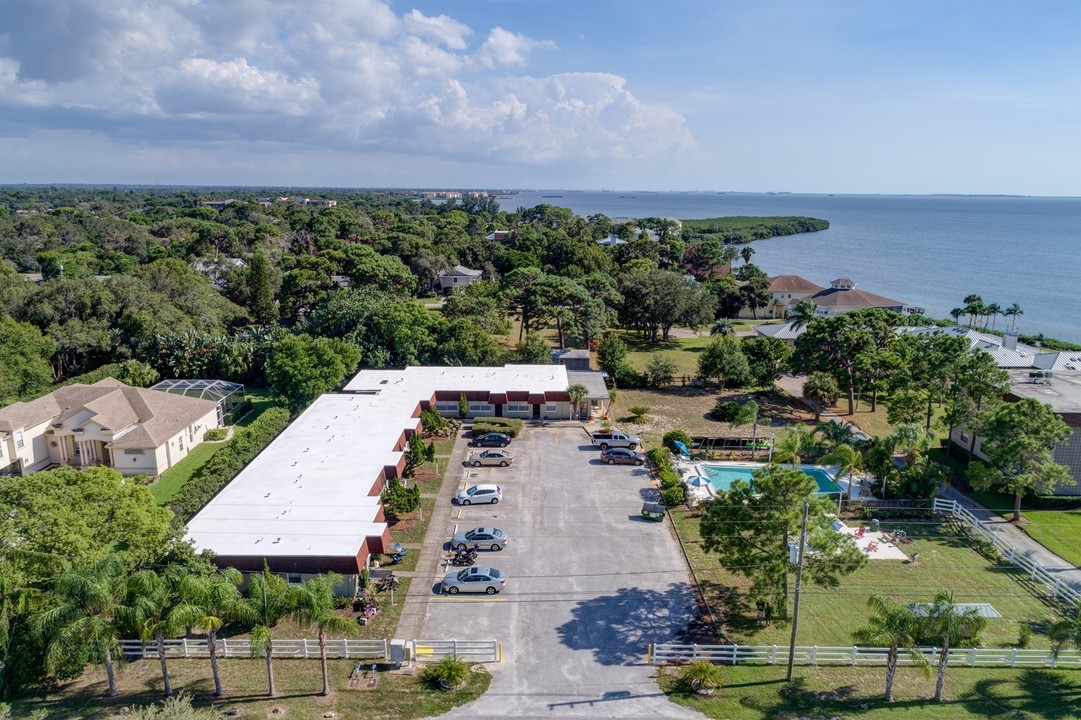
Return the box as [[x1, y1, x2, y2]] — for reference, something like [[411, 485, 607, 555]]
[[696, 463, 843, 495]]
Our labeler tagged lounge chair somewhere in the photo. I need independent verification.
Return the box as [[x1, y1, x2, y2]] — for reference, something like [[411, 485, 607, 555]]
[[854, 526, 866, 539], [866, 541, 879, 552]]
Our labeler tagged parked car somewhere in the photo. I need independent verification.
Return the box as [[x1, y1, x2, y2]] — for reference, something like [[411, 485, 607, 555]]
[[441, 566, 506, 595], [470, 449, 514, 467], [456, 484, 502, 505], [600, 448, 646, 466], [470, 432, 512, 447], [591, 429, 641, 450], [451, 527, 508, 551]]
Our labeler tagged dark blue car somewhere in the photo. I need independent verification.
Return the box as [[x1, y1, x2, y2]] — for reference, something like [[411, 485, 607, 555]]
[[470, 432, 511, 448]]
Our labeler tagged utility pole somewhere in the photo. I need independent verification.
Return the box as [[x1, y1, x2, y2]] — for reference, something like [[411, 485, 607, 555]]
[[786, 500, 809, 683]]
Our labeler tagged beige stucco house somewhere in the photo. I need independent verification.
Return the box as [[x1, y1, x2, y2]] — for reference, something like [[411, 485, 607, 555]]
[[0, 378, 221, 477], [738, 274, 825, 320]]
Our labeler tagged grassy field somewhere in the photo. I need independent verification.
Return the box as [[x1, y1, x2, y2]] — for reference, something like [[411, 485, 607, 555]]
[[660, 663, 1081, 719], [13, 656, 490, 720], [669, 509, 1061, 650], [969, 488, 1081, 567], [612, 386, 815, 447], [149, 389, 280, 505]]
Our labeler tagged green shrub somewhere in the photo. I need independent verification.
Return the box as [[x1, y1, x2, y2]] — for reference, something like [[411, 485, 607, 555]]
[[204, 428, 229, 442], [709, 400, 741, 422], [659, 470, 680, 489], [629, 405, 650, 424], [661, 484, 687, 507], [458, 393, 468, 419], [421, 407, 449, 436], [678, 660, 723, 694], [382, 477, 421, 519], [647, 448, 673, 473], [1018, 621, 1033, 648], [473, 416, 524, 438], [168, 406, 291, 521], [421, 655, 469, 690], [662, 430, 692, 454]]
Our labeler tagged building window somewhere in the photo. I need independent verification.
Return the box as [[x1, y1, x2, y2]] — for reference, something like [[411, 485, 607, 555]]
[[287, 574, 302, 584], [124, 449, 146, 455], [507, 403, 530, 413], [179, 437, 184, 451], [469, 402, 491, 413], [435, 401, 458, 414], [545, 403, 558, 413], [15, 432, 24, 449], [960, 431, 970, 444], [0, 443, 4, 458]]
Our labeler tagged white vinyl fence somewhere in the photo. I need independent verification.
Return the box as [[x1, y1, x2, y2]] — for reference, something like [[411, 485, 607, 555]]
[[933, 498, 1081, 605], [120, 638, 500, 663], [649, 643, 1081, 669]]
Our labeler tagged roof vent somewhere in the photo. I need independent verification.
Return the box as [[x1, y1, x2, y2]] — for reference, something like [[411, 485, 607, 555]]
[[273, 537, 281, 544]]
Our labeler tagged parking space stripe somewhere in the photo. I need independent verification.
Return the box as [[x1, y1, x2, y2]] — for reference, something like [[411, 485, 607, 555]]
[[431, 596, 508, 602]]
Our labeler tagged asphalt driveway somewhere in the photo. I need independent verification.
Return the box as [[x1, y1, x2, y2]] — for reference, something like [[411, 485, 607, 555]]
[[421, 425, 706, 718]]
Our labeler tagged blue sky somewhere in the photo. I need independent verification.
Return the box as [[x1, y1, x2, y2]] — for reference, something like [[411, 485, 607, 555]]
[[0, 0, 1077, 194]]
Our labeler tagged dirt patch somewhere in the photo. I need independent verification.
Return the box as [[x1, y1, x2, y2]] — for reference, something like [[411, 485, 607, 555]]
[[614, 387, 816, 440]]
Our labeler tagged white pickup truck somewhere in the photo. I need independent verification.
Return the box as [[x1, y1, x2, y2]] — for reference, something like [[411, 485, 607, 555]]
[[591, 429, 642, 450]]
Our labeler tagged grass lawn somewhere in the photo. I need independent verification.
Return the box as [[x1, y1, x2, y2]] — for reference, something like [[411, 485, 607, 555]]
[[613, 387, 815, 447], [147, 389, 282, 505], [968, 488, 1081, 567], [148, 442, 222, 504], [13, 655, 490, 720], [660, 663, 1081, 719], [817, 392, 949, 443], [669, 509, 1061, 650]]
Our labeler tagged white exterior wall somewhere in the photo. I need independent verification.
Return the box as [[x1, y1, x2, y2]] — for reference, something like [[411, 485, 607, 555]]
[[15, 419, 54, 473], [156, 407, 220, 472], [115, 446, 168, 475]]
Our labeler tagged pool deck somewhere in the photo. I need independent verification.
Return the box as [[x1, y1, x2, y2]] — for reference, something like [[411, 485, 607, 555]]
[[839, 525, 909, 560], [681, 459, 861, 496]]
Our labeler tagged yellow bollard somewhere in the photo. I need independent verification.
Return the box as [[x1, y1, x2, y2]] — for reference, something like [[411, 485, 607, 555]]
[[498, 641, 503, 663], [647, 643, 652, 665]]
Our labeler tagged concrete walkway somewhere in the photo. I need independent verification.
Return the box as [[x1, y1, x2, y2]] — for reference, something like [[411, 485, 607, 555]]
[[940, 485, 1081, 592]]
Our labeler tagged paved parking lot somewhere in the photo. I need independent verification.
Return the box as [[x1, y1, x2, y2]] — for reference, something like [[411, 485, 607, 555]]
[[421, 425, 706, 718]]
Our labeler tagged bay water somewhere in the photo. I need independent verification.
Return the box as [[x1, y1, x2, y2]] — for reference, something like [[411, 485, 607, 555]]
[[500, 191, 1081, 344]]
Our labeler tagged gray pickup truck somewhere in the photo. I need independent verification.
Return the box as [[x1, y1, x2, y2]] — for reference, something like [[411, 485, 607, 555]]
[[591, 429, 642, 450]]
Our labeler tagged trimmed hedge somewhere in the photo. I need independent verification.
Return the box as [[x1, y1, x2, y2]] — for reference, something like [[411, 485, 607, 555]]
[[659, 470, 680, 489], [647, 447, 673, 473], [169, 406, 291, 522], [472, 416, 524, 438], [661, 484, 687, 506], [204, 428, 229, 441]]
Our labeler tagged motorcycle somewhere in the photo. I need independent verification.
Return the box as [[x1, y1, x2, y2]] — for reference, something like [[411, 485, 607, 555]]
[[449, 547, 478, 566]]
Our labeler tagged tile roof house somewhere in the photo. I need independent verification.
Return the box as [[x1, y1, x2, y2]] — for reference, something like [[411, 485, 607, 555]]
[[437, 265, 483, 295], [808, 278, 906, 316], [0, 379, 221, 477], [738, 274, 824, 320]]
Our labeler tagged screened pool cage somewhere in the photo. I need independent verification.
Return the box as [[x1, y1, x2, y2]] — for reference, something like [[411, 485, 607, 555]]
[[150, 379, 246, 424]]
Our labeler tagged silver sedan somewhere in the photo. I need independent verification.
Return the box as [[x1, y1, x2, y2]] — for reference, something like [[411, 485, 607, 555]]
[[469, 449, 514, 467], [441, 566, 507, 595], [451, 527, 508, 552]]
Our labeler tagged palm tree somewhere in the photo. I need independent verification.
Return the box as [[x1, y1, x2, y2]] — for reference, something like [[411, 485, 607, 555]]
[[709, 319, 735, 336], [126, 568, 187, 697], [802, 372, 840, 422], [962, 294, 984, 328], [924, 590, 986, 702], [814, 420, 854, 452], [1049, 603, 1081, 654], [740, 246, 755, 265], [171, 568, 251, 697], [1004, 303, 1023, 332], [852, 595, 929, 702], [733, 400, 761, 459], [949, 307, 964, 326], [34, 556, 128, 697], [772, 425, 812, 467], [985, 303, 1002, 331], [605, 388, 618, 420], [245, 566, 303, 696], [293, 573, 357, 696], [821, 442, 863, 490], [890, 422, 931, 463], [788, 300, 817, 331], [567, 383, 588, 420]]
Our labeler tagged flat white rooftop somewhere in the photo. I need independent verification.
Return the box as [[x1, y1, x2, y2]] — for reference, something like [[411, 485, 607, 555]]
[[187, 365, 569, 560], [344, 364, 570, 395]]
